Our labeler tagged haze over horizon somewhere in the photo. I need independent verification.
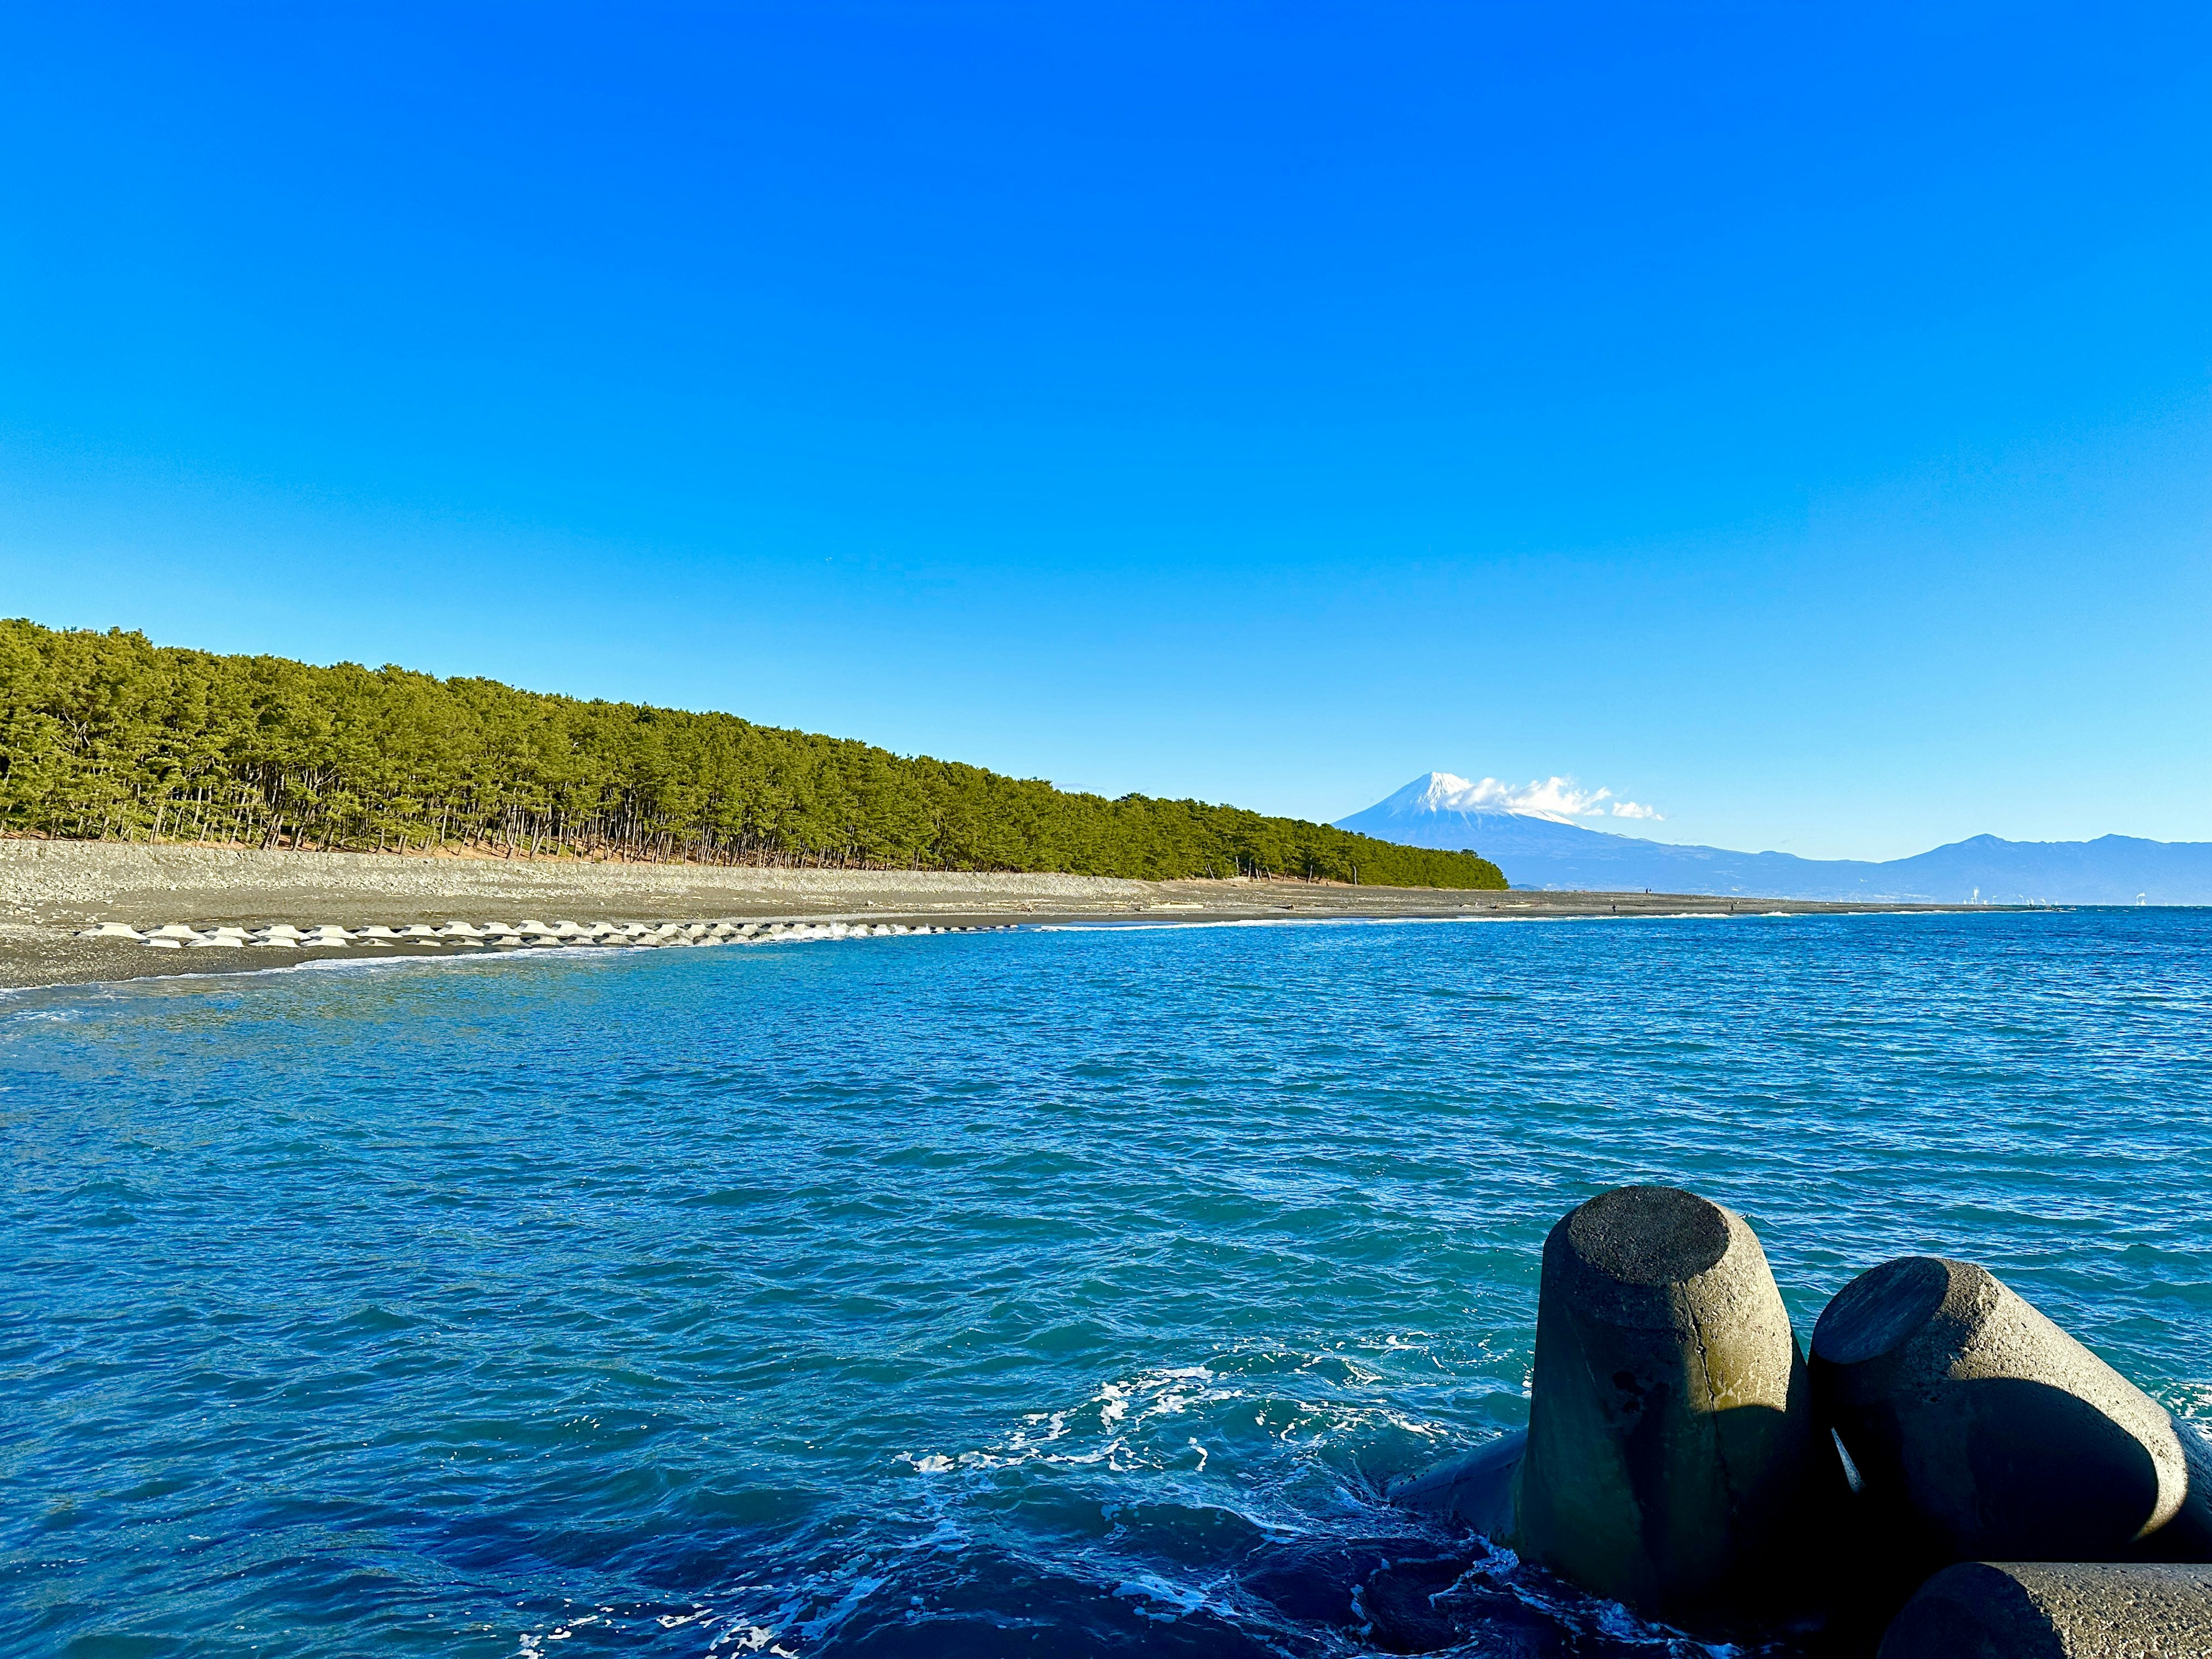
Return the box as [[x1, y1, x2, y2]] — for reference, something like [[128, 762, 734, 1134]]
[[3, 4, 2207, 862]]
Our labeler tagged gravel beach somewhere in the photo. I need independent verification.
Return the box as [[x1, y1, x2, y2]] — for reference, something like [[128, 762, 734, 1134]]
[[0, 840, 1981, 992]]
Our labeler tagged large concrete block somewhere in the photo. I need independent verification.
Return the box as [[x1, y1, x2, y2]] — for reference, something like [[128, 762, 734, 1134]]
[[1513, 1185, 1835, 1619], [1389, 1428, 1524, 1539], [1878, 1561, 2212, 1658], [1812, 1257, 2212, 1565]]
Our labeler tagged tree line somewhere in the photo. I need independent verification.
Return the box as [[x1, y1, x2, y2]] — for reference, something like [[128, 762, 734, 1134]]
[[0, 620, 1507, 888]]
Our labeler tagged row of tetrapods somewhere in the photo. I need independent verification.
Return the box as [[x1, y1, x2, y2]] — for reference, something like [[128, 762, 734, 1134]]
[[78, 918, 1009, 949]]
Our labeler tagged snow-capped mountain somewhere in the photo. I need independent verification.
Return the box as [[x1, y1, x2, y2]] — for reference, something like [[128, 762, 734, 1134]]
[[1335, 773, 2212, 904]]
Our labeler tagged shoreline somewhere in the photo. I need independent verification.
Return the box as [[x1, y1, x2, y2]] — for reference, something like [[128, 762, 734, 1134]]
[[1, 840, 2010, 994]]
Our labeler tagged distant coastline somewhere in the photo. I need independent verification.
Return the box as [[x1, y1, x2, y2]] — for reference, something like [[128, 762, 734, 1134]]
[[0, 840, 1999, 994], [1339, 774, 2212, 905]]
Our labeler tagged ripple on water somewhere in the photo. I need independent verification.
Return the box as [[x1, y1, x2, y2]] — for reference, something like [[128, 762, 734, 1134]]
[[2, 910, 2210, 1655]]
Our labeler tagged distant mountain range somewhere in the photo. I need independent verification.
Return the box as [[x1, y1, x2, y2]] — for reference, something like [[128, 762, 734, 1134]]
[[1335, 774, 2212, 904]]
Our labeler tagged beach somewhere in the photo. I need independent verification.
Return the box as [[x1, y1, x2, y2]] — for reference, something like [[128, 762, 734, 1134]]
[[0, 839, 1986, 993]]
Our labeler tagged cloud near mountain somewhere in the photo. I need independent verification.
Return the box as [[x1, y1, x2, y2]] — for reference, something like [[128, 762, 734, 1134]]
[[1419, 771, 1662, 823]]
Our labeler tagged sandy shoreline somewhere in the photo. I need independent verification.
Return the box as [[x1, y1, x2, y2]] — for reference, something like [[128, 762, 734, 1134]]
[[0, 841, 1993, 993]]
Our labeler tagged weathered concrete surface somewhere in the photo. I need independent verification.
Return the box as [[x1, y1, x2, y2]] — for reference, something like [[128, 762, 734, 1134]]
[[1878, 1561, 2212, 1658], [1513, 1185, 1836, 1621], [1813, 1257, 2212, 1565], [1389, 1429, 1525, 1539]]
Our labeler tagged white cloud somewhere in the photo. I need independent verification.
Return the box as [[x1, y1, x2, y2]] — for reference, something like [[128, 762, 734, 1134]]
[[1423, 772, 1664, 823]]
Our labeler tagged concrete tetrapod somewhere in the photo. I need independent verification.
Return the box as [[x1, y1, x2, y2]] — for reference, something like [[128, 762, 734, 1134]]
[[1513, 1185, 1836, 1623], [1389, 1428, 1525, 1540], [1812, 1257, 2212, 1567], [1877, 1561, 2212, 1658]]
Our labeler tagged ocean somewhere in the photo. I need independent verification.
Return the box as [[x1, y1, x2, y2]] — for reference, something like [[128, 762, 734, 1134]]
[[5, 910, 2209, 1655]]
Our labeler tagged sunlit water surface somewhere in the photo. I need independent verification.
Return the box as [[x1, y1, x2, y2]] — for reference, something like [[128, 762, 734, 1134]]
[[5, 911, 2210, 1656]]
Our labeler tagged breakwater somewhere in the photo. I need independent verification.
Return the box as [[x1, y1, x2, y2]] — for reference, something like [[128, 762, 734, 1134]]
[[78, 916, 990, 949], [1396, 1184, 2212, 1653]]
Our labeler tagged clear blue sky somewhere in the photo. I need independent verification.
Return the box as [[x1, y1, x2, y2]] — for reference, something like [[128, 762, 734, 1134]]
[[2, 3, 2206, 859]]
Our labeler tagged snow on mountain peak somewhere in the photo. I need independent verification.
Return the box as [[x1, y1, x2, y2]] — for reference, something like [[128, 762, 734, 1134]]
[[1415, 771, 1478, 808]]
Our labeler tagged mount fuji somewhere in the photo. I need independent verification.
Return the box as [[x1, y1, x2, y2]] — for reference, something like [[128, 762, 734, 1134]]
[[1334, 774, 2212, 904]]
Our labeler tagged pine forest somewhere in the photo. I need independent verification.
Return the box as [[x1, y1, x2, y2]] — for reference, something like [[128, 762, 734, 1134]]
[[0, 621, 1507, 889]]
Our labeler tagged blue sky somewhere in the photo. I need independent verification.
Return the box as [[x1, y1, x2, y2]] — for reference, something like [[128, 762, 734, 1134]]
[[2, 3, 2207, 860]]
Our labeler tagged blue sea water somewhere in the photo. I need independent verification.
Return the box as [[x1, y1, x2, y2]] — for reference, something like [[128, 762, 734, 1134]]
[[4, 910, 2210, 1657]]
